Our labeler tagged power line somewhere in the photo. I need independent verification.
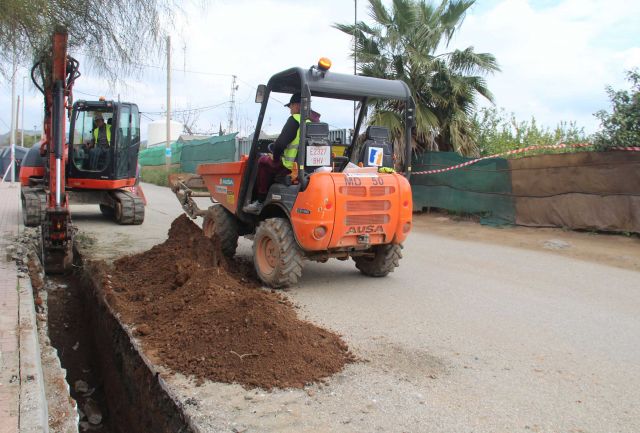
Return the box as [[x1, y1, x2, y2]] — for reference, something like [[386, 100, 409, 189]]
[[72, 90, 229, 118], [74, 91, 228, 115], [72, 52, 292, 109], [142, 101, 230, 115], [75, 50, 235, 78], [74, 89, 104, 98], [235, 77, 287, 105]]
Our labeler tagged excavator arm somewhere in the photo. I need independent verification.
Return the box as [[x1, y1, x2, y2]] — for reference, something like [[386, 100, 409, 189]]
[[32, 28, 80, 273]]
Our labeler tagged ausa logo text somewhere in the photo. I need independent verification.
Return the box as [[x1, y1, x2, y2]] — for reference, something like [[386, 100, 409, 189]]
[[346, 225, 384, 235]]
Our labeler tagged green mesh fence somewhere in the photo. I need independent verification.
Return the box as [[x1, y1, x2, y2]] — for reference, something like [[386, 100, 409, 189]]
[[138, 142, 182, 166], [179, 133, 238, 173], [410, 152, 515, 225]]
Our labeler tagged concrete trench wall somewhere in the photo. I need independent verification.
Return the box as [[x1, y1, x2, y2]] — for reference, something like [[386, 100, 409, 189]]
[[79, 262, 197, 433]]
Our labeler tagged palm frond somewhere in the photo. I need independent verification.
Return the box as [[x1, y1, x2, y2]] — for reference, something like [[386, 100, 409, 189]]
[[336, 0, 496, 157], [368, 0, 393, 27]]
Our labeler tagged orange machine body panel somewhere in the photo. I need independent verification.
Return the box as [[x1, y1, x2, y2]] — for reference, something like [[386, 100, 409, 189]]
[[197, 157, 248, 214], [19, 166, 45, 187], [66, 177, 137, 190], [291, 171, 412, 252]]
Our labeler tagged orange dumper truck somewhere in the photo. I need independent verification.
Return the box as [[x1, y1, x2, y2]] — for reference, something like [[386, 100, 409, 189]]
[[171, 59, 415, 288]]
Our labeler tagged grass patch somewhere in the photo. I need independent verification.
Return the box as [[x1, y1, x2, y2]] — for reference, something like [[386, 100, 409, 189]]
[[140, 165, 181, 187]]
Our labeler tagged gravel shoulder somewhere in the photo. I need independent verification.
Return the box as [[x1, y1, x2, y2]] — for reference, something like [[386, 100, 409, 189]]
[[413, 212, 640, 272]]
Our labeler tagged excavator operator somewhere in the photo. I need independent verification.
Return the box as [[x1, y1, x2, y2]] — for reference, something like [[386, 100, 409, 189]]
[[89, 113, 111, 170]]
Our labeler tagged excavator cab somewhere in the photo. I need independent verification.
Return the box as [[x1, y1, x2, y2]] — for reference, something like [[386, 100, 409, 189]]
[[68, 100, 141, 186]]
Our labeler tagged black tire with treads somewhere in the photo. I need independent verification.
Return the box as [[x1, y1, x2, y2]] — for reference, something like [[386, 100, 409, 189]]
[[353, 243, 403, 277], [203, 205, 238, 257], [253, 218, 303, 288], [113, 191, 145, 225], [22, 190, 46, 227]]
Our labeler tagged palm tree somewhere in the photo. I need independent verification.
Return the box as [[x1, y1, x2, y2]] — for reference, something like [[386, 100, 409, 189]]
[[335, 0, 500, 157]]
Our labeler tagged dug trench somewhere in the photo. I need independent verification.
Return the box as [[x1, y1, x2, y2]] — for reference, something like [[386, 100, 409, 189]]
[[36, 214, 355, 432]]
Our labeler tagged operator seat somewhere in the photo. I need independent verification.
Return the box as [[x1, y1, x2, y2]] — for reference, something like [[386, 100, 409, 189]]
[[265, 122, 331, 213], [359, 126, 393, 169]]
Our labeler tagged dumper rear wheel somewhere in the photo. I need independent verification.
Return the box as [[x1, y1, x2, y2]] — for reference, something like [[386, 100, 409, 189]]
[[203, 205, 238, 257], [353, 244, 403, 277], [253, 218, 303, 288]]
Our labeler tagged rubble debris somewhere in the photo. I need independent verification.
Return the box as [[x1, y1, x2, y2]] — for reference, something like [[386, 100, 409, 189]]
[[5, 245, 17, 261], [107, 215, 355, 389], [74, 380, 89, 393], [83, 398, 103, 425], [543, 239, 572, 250], [133, 323, 152, 336]]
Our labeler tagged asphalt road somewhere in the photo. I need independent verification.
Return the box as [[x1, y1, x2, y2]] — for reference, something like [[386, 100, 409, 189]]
[[72, 182, 640, 433]]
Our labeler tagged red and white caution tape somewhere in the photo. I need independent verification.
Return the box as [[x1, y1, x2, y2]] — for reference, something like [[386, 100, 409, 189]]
[[410, 143, 640, 176]]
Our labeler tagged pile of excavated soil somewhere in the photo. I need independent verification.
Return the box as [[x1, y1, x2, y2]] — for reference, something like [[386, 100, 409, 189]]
[[107, 215, 354, 389]]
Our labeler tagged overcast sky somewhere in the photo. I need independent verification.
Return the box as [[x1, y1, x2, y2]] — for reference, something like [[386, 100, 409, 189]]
[[1, 0, 639, 142]]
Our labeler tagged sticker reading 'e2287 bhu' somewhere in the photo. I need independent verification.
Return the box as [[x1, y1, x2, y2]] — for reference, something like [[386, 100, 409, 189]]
[[306, 146, 331, 166], [220, 178, 234, 186]]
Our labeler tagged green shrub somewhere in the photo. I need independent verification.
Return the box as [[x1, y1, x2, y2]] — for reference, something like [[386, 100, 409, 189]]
[[471, 107, 590, 157], [140, 165, 181, 187], [593, 69, 640, 150]]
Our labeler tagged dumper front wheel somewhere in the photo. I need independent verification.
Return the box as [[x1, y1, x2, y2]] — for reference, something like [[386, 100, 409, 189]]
[[203, 205, 238, 257], [253, 218, 303, 288], [353, 244, 403, 277]]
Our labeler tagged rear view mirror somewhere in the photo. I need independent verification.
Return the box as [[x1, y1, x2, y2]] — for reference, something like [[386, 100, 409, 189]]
[[255, 85, 266, 103]]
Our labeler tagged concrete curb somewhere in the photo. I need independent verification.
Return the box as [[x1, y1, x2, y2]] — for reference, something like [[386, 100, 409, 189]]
[[17, 273, 49, 433]]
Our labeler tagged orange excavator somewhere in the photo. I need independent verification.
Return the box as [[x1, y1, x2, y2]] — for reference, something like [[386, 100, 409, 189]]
[[22, 28, 145, 273], [171, 58, 415, 288]]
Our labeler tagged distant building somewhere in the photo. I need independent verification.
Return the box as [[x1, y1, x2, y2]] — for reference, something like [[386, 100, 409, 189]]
[[146, 118, 184, 147]]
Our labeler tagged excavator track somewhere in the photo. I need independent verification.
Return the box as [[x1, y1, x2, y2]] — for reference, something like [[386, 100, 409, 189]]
[[21, 188, 47, 227], [112, 190, 145, 225]]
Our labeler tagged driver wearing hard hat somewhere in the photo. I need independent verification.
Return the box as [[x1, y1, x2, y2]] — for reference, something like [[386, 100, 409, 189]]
[[244, 93, 309, 213]]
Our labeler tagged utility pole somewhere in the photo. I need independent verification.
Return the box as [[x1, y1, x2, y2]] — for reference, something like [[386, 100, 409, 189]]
[[9, 50, 17, 183], [21, 76, 25, 147], [16, 96, 20, 148], [227, 75, 238, 134], [353, 0, 358, 131], [165, 35, 171, 170]]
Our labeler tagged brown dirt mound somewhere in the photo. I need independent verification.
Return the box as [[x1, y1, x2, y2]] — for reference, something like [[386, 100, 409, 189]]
[[107, 214, 354, 389]]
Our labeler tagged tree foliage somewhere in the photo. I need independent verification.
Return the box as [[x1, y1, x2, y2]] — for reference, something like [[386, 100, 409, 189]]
[[0, 0, 183, 80], [593, 69, 640, 150], [335, 0, 500, 157], [471, 107, 589, 157]]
